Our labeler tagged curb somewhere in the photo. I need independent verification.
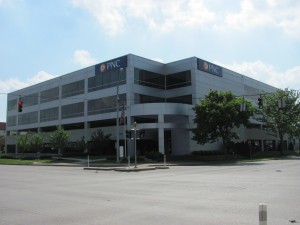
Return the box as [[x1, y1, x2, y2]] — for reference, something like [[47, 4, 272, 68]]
[[83, 166, 169, 172]]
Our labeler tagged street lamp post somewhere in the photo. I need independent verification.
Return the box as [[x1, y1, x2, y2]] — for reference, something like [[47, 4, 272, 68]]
[[116, 68, 123, 163]]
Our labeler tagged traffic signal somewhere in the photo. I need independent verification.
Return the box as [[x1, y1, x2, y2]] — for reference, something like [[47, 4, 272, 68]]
[[258, 97, 263, 109], [18, 99, 23, 112]]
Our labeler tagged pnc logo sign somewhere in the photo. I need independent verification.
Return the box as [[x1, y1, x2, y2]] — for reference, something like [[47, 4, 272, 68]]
[[100, 59, 122, 73], [198, 59, 222, 77], [95, 56, 127, 75]]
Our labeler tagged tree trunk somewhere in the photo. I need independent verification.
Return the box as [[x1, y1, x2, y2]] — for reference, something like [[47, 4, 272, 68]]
[[280, 136, 284, 156], [58, 148, 62, 159], [222, 138, 228, 156]]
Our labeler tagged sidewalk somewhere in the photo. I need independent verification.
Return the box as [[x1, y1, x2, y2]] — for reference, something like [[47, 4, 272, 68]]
[[83, 163, 171, 172], [34, 157, 171, 171]]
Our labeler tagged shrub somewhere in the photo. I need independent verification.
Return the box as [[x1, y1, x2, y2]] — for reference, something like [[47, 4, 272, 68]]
[[192, 150, 223, 156], [144, 152, 164, 161]]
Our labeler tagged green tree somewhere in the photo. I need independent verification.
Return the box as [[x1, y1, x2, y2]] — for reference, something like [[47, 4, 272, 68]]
[[259, 88, 300, 155], [48, 127, 70, 158], [192, 90, 255, 154], [291, 122, 300, 153], [17, 134, 30, 152], [29, 133, 44, 153], [75, 136, 88, 154], [0, 135, 5, 152], [89, 129, 112, 155]]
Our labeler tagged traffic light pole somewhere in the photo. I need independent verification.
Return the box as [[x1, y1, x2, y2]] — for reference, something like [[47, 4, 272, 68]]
[[124, 117, 127, 157]]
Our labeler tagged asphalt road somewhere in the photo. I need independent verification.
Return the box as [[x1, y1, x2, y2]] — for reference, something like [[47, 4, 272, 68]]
[[0, 159, 299, 225]]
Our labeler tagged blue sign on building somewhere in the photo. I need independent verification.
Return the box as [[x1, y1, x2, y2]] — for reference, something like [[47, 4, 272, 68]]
[[197, 59, 222, 77], [95, 56, 127, 75]]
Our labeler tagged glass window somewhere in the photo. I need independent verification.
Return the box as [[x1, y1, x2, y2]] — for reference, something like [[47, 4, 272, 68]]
[[61, 102, 84, 119], [88, 69, 125, 92], [166, 71, 191, 90], [134, 68, 165, 89], [41, 87, 59, 103], [135, 94, 165, 104], [62, 80, 84, 98], [89, 119, 116, 128], [8, 99, 17, 111], [166, 95, 192, 104], [132, 115, 158, 123], [18, 111, 38, 125], [63, 123, 84, 130], [22, 93, 39, 107], [7, 115, 17, 127], [88, 94, 126, 115], [40, 107, 59, 122]]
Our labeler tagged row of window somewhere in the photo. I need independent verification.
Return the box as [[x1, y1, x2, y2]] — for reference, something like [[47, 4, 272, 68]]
[[8, 68, 192, 112], [7, 92, 192, 127], [135, 94, 192, 105], [7, 94, 126, 127], [134, 69, 192, 90], [88, 69, 126, 92]]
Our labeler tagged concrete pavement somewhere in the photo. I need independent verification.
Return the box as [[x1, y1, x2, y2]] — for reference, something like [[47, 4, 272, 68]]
[[0, 158, 299, 225]]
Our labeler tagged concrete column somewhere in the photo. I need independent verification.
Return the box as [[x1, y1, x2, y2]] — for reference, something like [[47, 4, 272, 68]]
[[158, 114, 165, 154], [158, 128, 165, 154]]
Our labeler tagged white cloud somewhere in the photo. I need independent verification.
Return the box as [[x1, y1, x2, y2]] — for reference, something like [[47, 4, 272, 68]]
[[0, 71, 56, 122], [71, 0, 216, 35], [72, 0, 300, 39], [222, 0, 300, 39], [71, 0, 126, 36], [217, 60, 300, 90], [224, 0, 274, 30], [0, 71, 56, 93], [73, 50, 97, 67], [142, 0, 216, 32]]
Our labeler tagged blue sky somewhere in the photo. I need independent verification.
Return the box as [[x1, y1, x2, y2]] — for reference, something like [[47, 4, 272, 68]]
[[1, 0, 300, 122]]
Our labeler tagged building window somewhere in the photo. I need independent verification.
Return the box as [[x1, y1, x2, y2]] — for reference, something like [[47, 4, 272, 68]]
[[89, 119, 116, 128], [132, 115, 158, 123], [88, 69, 126, 92], [22, 93, 39, 107], [18, 111, 38, 125], [7, 115, 17, 127], [62, 80, 84, 98], [166, 71, 191, 90], [166, 95, 192, 104], [134, 68, 165, 89], [8, 99, 17, 111], [40, 107, 59, 122], [41, 87, 59, 103], [135, 94, 165, 104], [62, 123, 84, 130], [61, 102, 84, 119], [88, 94, 126, 115]]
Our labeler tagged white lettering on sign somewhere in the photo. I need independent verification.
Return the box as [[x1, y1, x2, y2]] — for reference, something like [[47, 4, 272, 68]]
[[96, 56, 127, 75], [198, 59, 222, 77], [208, 64, 220, 75], [107, 59, 121, 71]]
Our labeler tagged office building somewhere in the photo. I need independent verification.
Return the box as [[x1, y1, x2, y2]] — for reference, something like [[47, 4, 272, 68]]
[[6, 54, 286, 155]]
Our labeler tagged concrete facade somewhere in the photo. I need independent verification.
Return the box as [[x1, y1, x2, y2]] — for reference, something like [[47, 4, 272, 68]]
[[5, 54, 286, 155]]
